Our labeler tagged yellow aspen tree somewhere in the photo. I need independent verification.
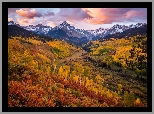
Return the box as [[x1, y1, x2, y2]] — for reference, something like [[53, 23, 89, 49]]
[[58, 66, 64, 78], [95, 74, 102, 84], [85, 77, 90, 87], [63, 65, 70, 80], [117, 84, 122, 95], [134, 98, 141, 105], [73, 75, 79, 83], [73, 62, 84, 85]]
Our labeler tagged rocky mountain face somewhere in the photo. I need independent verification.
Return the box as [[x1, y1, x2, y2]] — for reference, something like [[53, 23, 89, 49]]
[[8, 24, 54, 41], [8, 21, 147, 46], [103, 23, 147, 39], [23, 24, 52, 35]]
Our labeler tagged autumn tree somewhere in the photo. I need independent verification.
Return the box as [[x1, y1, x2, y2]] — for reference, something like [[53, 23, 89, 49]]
[[123, 91, 135, 106], [73, 62, 84, 85], [117, 84, 122, 95]]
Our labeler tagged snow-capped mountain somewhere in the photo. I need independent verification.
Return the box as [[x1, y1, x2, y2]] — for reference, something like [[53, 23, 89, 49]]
[[8, 21, 147, 45], [88, 23, 146, 40], [88, 23, 146, 37], [8, 21, 15, 25], [50, 21, 147, 40], [8, 21, 147, 39], [52, 21, 94, 40], [23, 24, 52, 35], [8, 21, 20, 27]]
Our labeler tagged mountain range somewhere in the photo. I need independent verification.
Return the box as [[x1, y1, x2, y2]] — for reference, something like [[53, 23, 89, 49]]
[[8, 21, 147, 46]]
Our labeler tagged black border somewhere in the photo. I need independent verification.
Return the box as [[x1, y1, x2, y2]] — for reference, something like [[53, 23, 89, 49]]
[[2, 2, 152, 112]]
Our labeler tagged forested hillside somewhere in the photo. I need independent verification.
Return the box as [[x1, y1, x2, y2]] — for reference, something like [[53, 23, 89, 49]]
[[82, 35, 147, 105], [83, 35, 147, 79], [8, 36, 146, 107]]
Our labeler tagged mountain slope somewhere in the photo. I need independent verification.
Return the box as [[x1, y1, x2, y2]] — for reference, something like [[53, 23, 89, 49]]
[[82, 35, 147, 104], [47, 28, 89, 46], [23, 24, 52, 35], [8, 21, 147, 47], [8, 25, 54, 41], [103, 24, 147, 39], [8, 37, 146, 107]]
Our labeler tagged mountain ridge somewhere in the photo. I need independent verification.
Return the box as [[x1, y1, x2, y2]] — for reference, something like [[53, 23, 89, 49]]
[[8, 21, 147, 35], [8, 21, 147, 46]]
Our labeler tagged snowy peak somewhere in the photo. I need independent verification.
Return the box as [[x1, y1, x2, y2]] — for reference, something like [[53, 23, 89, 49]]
[[51, 21, 93, 40], [57, 21, 71, 29], [135, 23, 146, 28], [8, 21, 15, 25], [109, 24, 128, 34], [9, 20, 147, 42], [23, 24, 52, 35], [48, 22, 147, 40], [8, 21, 20, 27], [61, 21, 70, 26]]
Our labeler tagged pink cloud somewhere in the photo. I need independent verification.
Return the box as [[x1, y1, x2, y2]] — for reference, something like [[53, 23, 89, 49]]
[[66, 20, 80, 27], [125, 10, 144, 20], [103, 8, 130, 14], [81, 8, 146, 25], [82, 8, 115, 24], [8, 8, 147, 28], [8, 18, 12, 22], [22, 8, 30, 11], [58, 8, 92, 21], [17, 18, 36, 26], [8, 8, 20, 13], [82, 8, 104, 18], [84, 18, 109, 25], [66, 20, 74, 25], [17, 18, 28, 25], [74, 23, 80, 27], [16, 9, 42, 19], [46, 21, 57, 27]]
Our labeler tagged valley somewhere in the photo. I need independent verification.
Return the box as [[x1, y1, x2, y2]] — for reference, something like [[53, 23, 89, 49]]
[[57, 38, 147, 104], [8, 21, 147, 107], [8, 34, 147, 107]]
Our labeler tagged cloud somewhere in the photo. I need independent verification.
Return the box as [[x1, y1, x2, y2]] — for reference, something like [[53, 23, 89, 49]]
[[46, 21, 57, 27], [103, 8, 131, 14], [16, 9, 42, 19], [43, 8, 93, 26], [74, 23, 80, 27], [9, 8, 147, 29], [82, 8, 114, 24], [66, 20, 74, 25], [22, 8, 30, 11], [17, 18, 28, 25], [82, 8, 104, 18], [8, 8, 20, 13], [58, 8, 92, 21], [81, 8, 147, 25], [84, 18, 109, 25], [8, 18, 12, 22], [124, 9, 147, 21], [65, 20, 80, 27], [45, 11, 55, 16], [17, 18, 36, 26]]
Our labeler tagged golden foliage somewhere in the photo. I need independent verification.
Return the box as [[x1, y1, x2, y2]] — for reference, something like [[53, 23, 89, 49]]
[[8, 37, 146, 107]]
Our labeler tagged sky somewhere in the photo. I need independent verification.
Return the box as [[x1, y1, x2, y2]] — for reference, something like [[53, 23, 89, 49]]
[[8, 8, 147, 30]]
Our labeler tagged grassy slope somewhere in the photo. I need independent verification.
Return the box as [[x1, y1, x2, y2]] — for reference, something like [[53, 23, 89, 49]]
[[82, 35, 147, 104], [8, 37, 145, 107]]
